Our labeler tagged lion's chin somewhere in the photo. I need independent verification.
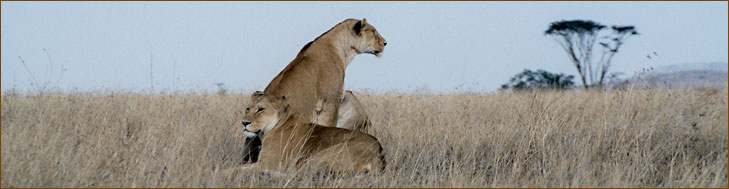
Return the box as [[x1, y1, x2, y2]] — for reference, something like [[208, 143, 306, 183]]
[[374, 51, 383, 57], [243, 131, 258, 138]]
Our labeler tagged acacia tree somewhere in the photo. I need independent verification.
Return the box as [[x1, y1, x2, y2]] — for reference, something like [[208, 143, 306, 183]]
[[545, 20, 638, 89]]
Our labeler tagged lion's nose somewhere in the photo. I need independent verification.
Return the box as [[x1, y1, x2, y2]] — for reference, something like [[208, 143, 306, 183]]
[[242, 121, 251, 126], [383, 42, 387, 46]]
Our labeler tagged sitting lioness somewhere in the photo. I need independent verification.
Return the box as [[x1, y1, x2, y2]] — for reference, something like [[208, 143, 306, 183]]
[[264, 18, 385, 128], [239, 91, 385, 173], [243, 18, 386, 163]]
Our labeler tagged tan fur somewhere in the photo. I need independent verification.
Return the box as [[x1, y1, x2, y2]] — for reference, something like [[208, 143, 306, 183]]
[[239, 92, 385, 173], [311, 99, 327, 126], [242, 18, 386, 164], [334, 90, 370, 132], [263, 18, 386, 127]]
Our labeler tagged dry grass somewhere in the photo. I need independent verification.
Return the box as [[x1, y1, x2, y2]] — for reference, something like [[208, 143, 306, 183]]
[[1, 89, 727, 187]]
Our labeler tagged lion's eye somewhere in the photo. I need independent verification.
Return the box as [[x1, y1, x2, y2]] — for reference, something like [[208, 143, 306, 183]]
[[245, 108, 250, 113], [257, 108, 265, 112]]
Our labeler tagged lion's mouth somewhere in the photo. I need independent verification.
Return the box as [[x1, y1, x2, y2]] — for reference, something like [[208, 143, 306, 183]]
[[244, 128, 259, 133], [243, 128, 260, 137]]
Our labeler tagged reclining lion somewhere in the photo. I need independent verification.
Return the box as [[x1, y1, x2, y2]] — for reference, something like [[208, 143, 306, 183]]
[[235, 91, 385, 174]]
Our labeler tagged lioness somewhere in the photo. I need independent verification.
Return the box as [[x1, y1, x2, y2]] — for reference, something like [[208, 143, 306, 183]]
[[243, 18, 386, 163], [264, 18, 386, 127], [238, 91, 385, 173]]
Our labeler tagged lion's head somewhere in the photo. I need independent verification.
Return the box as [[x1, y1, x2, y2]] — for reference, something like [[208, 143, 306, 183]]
[[351, 18, 387, 57], [242, 91, 289, 138]]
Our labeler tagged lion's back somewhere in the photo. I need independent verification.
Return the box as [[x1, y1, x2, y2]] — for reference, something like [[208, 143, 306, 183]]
[[264, 51, 345, 122], [305, 125, 385, 172]]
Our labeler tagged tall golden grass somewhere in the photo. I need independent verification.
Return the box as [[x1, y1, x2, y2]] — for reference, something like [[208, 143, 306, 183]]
[[1, 89, 727, 187]]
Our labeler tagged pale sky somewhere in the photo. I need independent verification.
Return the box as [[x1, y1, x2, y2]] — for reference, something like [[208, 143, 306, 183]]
[[2, 1, 727, 93]]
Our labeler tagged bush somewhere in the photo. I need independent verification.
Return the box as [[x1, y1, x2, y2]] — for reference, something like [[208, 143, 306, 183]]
[[501, 69, 575, 92]]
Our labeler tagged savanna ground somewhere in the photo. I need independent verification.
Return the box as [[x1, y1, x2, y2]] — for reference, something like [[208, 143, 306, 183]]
[[1, 89, 727, 187]]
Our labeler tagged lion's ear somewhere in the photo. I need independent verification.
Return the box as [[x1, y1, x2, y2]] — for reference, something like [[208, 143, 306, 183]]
[[251, 91, 264, 98], [250, 91, 265, 101], [353, 20, 363, 35]]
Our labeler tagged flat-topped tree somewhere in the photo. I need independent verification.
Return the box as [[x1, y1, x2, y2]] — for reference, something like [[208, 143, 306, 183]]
[[545, 20, 638, 89], [597, 26, 639, 87]]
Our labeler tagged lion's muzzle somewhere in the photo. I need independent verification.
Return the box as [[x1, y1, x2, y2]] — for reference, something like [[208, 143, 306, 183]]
[[243, 128, 259, 138], [242, 120, 258, 137]]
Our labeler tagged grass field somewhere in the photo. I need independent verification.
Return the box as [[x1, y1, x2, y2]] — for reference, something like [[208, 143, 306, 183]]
[[1, 89, 727, 187]]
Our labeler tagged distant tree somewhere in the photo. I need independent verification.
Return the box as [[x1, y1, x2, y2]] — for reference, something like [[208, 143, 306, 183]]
[[545, 20, 638, 89], [501, 69, 575, 92]]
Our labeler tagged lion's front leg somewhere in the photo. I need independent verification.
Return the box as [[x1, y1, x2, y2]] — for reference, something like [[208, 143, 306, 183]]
[[313, 98, 339, 127]]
